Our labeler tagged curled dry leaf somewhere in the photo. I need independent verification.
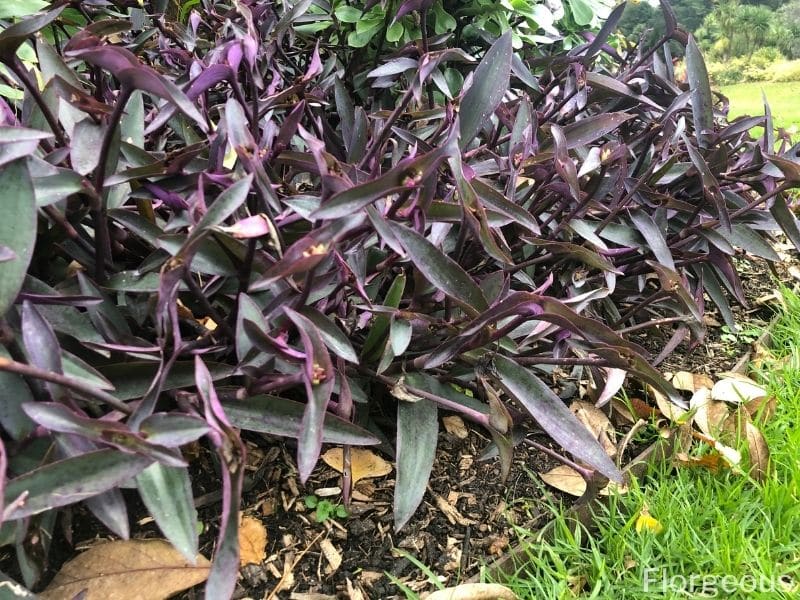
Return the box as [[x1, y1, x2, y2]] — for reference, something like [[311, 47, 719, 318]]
[[539, 465, 626, 497], [239, 515, 268, 566], [442, 415, 469, 439], [432, 491, 477, 526], [671, 370, 714, 393], [744, 395, 776, 425], [674, 451, 728, 473], [39, 539, 210, 600], [650, 385, 687, 423], [745, 422, 770, 481], [321, 447, 392, 483], [711, 377, 767, 405], [570, 401, 616, 457], [424, 583, 519, 600], [690, 389, 729, 438]]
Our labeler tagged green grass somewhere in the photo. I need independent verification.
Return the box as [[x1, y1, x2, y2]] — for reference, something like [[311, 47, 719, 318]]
[[720, 81, 800, 139], [492, 288, 800, 599]]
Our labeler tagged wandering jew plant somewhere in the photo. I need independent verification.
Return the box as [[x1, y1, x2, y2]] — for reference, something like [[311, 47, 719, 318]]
[[0, 0, 798, 594]]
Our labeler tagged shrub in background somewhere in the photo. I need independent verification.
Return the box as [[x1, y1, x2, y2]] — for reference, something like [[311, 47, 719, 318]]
[[0, 0, 799, 595]]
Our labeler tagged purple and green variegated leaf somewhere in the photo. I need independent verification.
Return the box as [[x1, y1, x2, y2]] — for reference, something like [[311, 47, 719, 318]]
[[194, 357, 245, 600], [459, 31, 512, 149], [769, 194, 800, 252], [492, 355, 622, 482], [21, 301, 63, 398], [384, 221, 488, 316], [136, 463, 199, 562], [4, 450, 152, 520], [0, 160, 36, 317], [223, 395, 379, 445], [298, 307, 359, 363], [283, 307, 335, 483], [684, 136, 730, 232], [99, 361, 234, 401], [181, 174, 253, 251], [540, 113, 634, 153], [394, 398, 437, 532], [685, 35, 714, 149], [138, 414, 210, 447]]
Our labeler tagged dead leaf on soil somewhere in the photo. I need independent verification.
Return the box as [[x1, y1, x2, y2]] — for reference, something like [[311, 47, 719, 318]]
[[443, 415, 469, 439], [539, 465, 627, 497], [321, 448, 391, 483], [650, 386, 687, 423], [692, 431, 743, 468], [39, 539, 210, 600], [711, 377, 767, 405], [319, 538, 342, 574], [745, 422, 770, 481], [570, 401, 617, 457], [671, 370, 714, 393], [487, 534, 510, 556], [432, 491, 477, 526], [239, 515, 268, 566], [424, 583, 519, 600]]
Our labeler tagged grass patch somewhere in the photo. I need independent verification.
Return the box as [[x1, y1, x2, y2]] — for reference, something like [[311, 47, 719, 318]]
[[492, 289, 800, 599], [720, 81, 800, 139]]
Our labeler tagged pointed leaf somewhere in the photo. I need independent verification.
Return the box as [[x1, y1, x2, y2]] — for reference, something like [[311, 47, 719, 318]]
[[223, 395, 379, 445], [685, 35, 714, 148], [459, 31, 512, 149], [136, 464, 199, 562], [395, 398, 437, 531], [4, 450, 152, 519], [384, 221, 488, 315], [0, 160, 36, 316], [493, 355, 622, 482]]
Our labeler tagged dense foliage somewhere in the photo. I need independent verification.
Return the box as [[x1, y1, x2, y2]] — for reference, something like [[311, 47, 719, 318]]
[[1, 0, 799, 595]]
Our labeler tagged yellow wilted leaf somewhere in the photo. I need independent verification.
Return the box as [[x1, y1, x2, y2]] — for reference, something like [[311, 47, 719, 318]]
[[239, 515, 267, 566], [39, 539, 210, 600], [635, 506, 664, 535], [321, 447, 392, 483]]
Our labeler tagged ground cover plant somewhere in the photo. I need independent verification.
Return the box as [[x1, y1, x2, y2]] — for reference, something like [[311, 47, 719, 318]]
[[1, 0, 800, 596], [494, 287, 800, 599]]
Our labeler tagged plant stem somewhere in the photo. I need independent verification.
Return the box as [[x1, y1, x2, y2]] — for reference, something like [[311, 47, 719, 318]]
[[9, 58, 66, 147], [0, 356, 132, 414]]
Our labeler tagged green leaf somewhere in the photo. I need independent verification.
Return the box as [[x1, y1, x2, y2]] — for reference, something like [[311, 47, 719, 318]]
[[459, 30, 512, 149], [0, 346, 35, 441], [334, 5, 362, 22], [136, 464, 199, 562], [685, 35, 714, 149], [770, 195, 800, 252], [235, 293, 264, 362], [298, 307, 359, 363], [99, 361, 234, 401], [362, 272, 406, 360], [384, 221, 488, 316], [0, 160, 36, 317], [0, 6, 64, 59], [568, 0, 593, 25], [394, 398, 438, 531], [386, 21, 404, 42], [4, 450, 152, 520], [0, 0, 48, 19], [493, 355, 622, 482], [181, 174, 253, 251], [223, 395, 380, 446]]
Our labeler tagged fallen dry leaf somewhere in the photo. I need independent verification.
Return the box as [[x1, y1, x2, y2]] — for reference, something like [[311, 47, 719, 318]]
[[540, 465, 586, 497], [690, 389, 729, 438], [443, 415, 469, 439], [650, 386, 687, 422], [432, 491, 477, 526], [319, 538, 342, 574], [487, 534, 509, 556], [239, 515, 268, 566], [321, 448, 392, 483], [672, 371, 714, 393], [745, 422, 770, 481], [570, 401, 616, 457], [744, 395, 776, 425], [674, 452, 728, 473], [424, 583, 519, 600], [540, 465, 626, 497], [39, 539, 210, 600], [711, 377, 767, 404]]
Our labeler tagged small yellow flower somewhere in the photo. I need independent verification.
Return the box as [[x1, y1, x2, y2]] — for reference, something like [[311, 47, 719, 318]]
[[635, 505, 664, 535]]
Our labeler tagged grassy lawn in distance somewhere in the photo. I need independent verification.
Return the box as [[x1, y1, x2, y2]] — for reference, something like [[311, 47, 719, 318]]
[[489, 288, 800, 599], [720, 81, 800, 138]]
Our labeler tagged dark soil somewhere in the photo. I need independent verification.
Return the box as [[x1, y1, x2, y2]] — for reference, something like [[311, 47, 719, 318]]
[[3, 247, 796, 600]]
